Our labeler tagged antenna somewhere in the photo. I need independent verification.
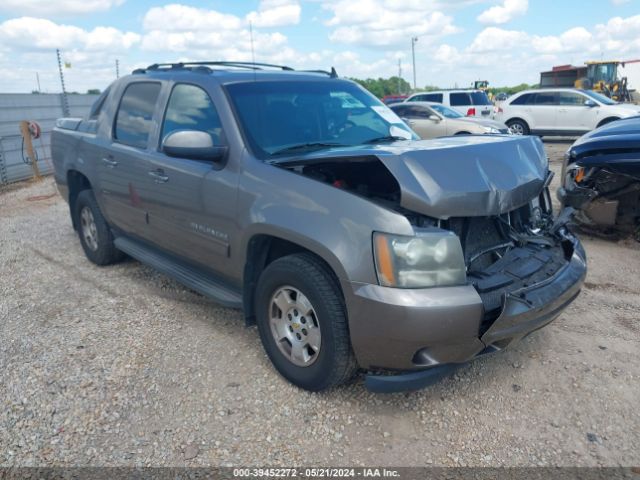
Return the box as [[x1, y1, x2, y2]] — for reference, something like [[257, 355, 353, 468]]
[[56, 49, 70, 117], [249, 21, 256, 65]]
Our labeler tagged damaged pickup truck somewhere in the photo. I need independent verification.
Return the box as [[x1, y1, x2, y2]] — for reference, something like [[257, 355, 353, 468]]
[[51, 62, 586, 392], [559, 115, 640, 240]]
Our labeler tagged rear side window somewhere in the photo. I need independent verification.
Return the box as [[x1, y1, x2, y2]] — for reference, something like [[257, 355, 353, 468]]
[[161, 84, 225, 145], [114, 82, 162, 148], [510, 93, 534, 105], [450, 92, 471, 106], [534, 92, 557, 105]]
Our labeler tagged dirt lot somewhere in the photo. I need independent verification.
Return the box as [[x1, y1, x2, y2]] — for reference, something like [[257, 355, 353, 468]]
[[1, 141, 639, 467]]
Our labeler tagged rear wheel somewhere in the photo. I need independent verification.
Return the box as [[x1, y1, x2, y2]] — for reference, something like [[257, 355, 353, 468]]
[[507, 119, 529, 135], [74, 190, 124, 265], [255, 253, 357, 391]]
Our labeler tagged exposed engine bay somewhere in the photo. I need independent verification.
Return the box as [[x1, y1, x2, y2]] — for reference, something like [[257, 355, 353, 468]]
[[283, 155, 579, 324]]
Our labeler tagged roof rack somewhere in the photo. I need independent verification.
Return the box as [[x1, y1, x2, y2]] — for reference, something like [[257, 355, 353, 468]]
[[132, 61, 338, 78]]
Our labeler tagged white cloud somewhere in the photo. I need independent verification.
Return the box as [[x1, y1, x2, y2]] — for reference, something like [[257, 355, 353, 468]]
[[324, 1, 460, 48], [477, 0, 528, 24], [0, 17, 140, 52], [143, 4, 242, 32], [468, 27, 528, 52], [0, 0, 125, 16], [246, 0, 301, 28]]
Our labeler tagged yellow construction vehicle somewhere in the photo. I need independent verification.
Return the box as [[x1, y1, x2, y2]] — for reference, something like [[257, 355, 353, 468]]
[[540, 60, 639, 102]]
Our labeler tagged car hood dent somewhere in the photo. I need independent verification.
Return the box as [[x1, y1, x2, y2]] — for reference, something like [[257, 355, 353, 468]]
[[277, 135, 548, 219]]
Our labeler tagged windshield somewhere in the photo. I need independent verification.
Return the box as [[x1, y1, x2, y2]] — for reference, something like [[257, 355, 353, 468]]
[[225, 80, 415, 158], [429, 104, 464, 118], [582, 89, 617, 105]]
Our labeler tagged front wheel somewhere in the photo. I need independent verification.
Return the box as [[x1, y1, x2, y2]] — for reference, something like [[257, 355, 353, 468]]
[[507, 119, 529, 135], [255, 253, 357, 391]]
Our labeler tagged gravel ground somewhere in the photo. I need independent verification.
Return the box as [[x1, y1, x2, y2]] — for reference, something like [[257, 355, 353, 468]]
[[1, 141, 639, 467]]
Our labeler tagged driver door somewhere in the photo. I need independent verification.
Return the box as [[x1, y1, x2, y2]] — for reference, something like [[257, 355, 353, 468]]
[[144, 83, 239, 276]]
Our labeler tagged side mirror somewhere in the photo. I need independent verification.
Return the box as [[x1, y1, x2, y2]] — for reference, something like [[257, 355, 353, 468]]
[[162, 130, 227, 161], [584, 100, 597, 108], [427, 114, 441, 122]]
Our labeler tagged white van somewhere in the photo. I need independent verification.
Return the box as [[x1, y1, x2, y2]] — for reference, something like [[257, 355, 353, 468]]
[[404, 89, 493, 118]]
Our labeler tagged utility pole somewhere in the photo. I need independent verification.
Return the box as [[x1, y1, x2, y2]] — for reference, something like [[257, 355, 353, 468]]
[[397, 59, 402, 95], [411, 37, 418, 91], [35, 72, 41, 93], [115, 59, 120, 79], [56, 49, 70, 117]]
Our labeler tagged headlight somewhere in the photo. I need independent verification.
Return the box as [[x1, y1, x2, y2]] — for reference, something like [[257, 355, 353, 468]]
[[483, 126, 501, 134], [373, 231, 467, 288]]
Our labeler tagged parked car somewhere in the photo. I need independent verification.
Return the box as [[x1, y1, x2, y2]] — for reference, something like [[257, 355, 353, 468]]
[[51, 61, 586, 393], [390, 101, 509, 139], [558, 115, 640, 239], [494, 92, 509, 102], [495, 88, 640, 136], [381, 94, 408, 105], [405, 89, 493, 118]]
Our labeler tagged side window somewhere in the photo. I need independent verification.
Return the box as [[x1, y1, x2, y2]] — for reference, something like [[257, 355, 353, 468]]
[[391, 105, 407, 117], [89, 87, 110, 120], [424, 93, 443, 103], [161, 84, 225, 145], [558, 92, 587, 106], [114, 82, 162, 148], [405, 106, 430, 119], [450, 93, 471, 106], [533, 92, 557, 105], [510, 93, 533, 105], [409, 94, 426, 102]]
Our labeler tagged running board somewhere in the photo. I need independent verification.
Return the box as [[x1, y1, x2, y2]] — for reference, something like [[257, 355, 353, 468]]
[[114, 237, 243, 309]]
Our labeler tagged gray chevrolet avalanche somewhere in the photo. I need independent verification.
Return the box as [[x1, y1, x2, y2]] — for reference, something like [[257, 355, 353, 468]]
[[51, 62, 586, 392]]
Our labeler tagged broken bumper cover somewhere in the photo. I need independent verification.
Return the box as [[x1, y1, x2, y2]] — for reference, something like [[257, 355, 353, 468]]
[[357, 244, 586, 393]]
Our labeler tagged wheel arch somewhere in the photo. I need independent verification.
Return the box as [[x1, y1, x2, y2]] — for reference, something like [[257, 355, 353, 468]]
[[67, 170, 92, 230], [597, 116, 620, 128], [242, 232, 348, 327]]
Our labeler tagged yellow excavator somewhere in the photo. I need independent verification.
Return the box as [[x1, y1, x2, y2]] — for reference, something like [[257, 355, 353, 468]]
[[540, 60, 639, 102]]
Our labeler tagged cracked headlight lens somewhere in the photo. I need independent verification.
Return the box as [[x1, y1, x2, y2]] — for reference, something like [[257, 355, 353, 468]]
[[373, 231, 467, 288]]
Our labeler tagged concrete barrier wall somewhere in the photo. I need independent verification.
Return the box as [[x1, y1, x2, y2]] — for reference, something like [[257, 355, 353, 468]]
[[0, 93, 98, 185]]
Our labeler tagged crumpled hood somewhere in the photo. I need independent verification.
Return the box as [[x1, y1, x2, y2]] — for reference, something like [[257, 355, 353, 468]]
[[277, 134, 548, 219]]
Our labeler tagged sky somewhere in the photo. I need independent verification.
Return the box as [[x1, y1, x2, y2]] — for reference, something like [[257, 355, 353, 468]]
[[0, 0, 638, 93]]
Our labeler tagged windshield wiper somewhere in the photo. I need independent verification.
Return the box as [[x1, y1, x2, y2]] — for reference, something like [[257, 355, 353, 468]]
[[270, 142, 345, 156], [364, 135, 408, 144]]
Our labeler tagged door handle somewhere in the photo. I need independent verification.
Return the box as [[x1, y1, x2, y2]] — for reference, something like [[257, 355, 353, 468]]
[[148, 169, 169, 183], [102, 156, 118, 168]]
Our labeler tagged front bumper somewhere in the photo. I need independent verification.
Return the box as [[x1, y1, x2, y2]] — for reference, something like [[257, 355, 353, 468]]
[[347, 239, 586, 392]]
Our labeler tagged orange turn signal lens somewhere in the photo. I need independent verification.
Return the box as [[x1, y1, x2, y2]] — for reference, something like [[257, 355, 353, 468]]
[[574, 167, 585, 183], [374, 234, 396, 286]]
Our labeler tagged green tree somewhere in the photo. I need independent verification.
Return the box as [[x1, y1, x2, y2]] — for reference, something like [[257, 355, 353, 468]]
[[86, 88, 101, 95], [350, 76, 412, 98]]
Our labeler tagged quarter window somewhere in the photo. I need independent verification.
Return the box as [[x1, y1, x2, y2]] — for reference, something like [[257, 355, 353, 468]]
[[114, 82, 162, 148], [161, 84, 224, 145]]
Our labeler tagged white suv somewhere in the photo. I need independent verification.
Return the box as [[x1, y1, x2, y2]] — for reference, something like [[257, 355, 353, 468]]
[[495, 88, 640, 136], [405, 89, 492, 118]]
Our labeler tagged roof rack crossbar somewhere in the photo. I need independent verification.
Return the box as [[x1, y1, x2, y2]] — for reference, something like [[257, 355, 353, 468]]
[[145, 61, 295, 71]]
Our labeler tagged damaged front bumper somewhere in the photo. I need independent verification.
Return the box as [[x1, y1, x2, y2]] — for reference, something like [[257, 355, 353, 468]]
[[349, 235, 586, 393]]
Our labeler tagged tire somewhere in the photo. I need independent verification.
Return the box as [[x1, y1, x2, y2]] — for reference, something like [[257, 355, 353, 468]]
[[255, 253, 357, 391], [506, 119, 529, 135], [455, 131, 471, 135], [74, 189, 124, 265]]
